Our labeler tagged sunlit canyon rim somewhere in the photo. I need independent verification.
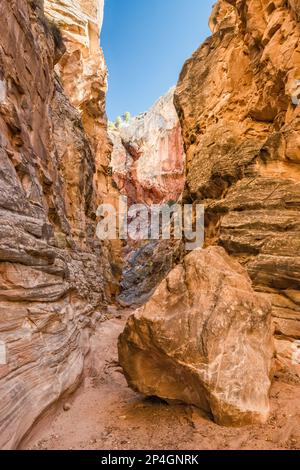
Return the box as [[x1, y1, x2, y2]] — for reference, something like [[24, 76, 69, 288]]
[[0, 0, 299, 450]]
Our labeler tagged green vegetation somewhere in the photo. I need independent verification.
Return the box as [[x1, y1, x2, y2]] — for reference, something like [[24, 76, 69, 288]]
[[108, 121, 116, 130], [123, 111, 131, 123], [115, 116, 122, 128], [108, 112, 131, 131], [167, 200, 177, 207]]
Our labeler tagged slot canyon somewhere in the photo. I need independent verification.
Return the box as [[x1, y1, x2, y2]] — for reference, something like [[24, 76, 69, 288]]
[[0, 0, 300, 451]]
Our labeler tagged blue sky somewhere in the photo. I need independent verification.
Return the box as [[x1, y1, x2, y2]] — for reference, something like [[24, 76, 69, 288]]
[[101, 0, 215, 121]]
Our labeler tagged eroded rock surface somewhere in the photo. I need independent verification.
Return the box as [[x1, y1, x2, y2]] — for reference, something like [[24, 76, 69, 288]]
[[110, 88, 185, 205], [118, 239, 183, 307], [45, 0, 113, 201], [110, 89, 185, 306], [0, 0, 112, 449], [45, 0, 122, 276], [119, 247, 273, 426], [175, 0, 300, 378]]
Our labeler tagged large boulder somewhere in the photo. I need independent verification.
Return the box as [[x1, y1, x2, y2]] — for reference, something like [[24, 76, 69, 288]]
[[118, 246, 274, 426]]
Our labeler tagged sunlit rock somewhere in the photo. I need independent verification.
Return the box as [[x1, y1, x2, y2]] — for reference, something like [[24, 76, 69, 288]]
[[174, 0, 300, 379], [0, 0, 112, 449], [119, 246, 273, 426], [109, 88, 185, 205]]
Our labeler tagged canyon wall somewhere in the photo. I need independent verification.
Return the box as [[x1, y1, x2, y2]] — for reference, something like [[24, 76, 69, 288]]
[[45, 0, 122, 282], [44, 0, 123, 278], [109, 88, 185, 205], [175, 0, 300, 380], [44, 0, 113, 202], [109, 89, 186, 306], [0, 0, 112, 449]]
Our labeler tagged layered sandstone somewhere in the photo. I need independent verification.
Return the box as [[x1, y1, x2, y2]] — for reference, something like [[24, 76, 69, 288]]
[[119, 246, 273, 426], [109, 88, 185, 205], [45, 0, 122, 286], [110, 89, 185, 307], [118, 239, 183, 307], [0, 0, 112, 449], [175, 0, 300, 379], [45, 0, 110, 198]]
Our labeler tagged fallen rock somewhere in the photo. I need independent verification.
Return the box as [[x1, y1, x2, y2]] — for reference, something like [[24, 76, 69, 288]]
[[118, 246, 274, 426]]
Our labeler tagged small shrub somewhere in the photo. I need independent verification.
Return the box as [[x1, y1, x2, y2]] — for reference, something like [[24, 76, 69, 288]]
[[115, 116, 122, 128], [108, 121, 116, 130], [123, 111, 131, 123]]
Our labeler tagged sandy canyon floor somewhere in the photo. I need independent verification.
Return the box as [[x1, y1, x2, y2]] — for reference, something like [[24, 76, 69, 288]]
[[22, 310, 300, 451]]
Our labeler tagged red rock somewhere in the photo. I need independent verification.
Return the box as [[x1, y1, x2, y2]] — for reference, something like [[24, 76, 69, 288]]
[[175, 0, 300, 379], [109, 88, 185, 205]]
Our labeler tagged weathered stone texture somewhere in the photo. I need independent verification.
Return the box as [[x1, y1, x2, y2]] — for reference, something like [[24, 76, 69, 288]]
[[119, 247, 273, 426], [0, 0, 111, 449], [175, 0, 300, 379], [110, 89, 186, 307], [110, 88, 185, 205]]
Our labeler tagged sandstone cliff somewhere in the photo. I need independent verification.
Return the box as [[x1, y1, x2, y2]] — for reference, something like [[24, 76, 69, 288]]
[[1, 0, 299, 450], [45, 0, 122, 282], [109, 88, 185, 205], [175, 0, 300, 379], [109, 89, 185, 307], [44, 0, 112, 202], [0, 0, 112, 449]]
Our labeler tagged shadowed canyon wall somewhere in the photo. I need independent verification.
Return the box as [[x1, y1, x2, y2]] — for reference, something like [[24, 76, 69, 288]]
[[44, 0, 113, 204], [0, 0, 113, 449], [44, 0, 122, 284], [175, 0, 300, 381]]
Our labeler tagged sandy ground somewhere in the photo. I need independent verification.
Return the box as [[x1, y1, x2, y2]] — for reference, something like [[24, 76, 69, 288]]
[[22, 311, 300, 451]]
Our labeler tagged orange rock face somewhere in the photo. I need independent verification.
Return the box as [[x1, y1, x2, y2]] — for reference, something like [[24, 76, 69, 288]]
[[119, 247, 273, 426], [175, 0, 300, 380], [44, 0, 114, 206], [45, 0, 122, 287], [0, 0, 112, 449]]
